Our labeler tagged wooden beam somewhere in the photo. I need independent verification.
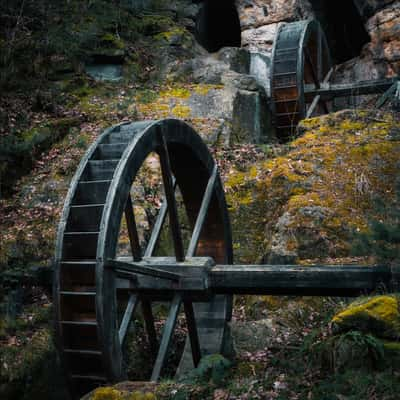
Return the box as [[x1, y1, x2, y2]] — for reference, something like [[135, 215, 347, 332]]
[[305, 78, 397, 100], [119, 294, 139, 344], [209, 265, 391, 296], [125, 194, 142, 262], [157, 129, 185, 262], [151, 294, 182, 381], [187, 165, 218, 257]]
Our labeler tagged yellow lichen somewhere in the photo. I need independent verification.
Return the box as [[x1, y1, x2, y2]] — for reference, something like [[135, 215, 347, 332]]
[[159, 87, 191, 99], [287, 192, 324, 210], [193, 84, 223, 96], [171, 104, 191, 118], [154, 27, 188, 42], [340, 120, 365, 132]]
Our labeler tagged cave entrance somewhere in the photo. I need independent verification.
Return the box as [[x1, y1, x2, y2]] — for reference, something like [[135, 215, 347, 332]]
[[309, 0, 370, 64], [194, 0, 241, 53]]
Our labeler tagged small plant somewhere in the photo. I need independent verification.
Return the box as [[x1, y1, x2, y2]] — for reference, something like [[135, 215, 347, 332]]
[[311, 330, 385, 372], [180, 354, 231, 385]]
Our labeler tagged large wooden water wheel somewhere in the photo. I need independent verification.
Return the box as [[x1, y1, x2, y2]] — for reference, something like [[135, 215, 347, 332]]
[[54, 120, 233, 398], [271, 20, 332, 141]]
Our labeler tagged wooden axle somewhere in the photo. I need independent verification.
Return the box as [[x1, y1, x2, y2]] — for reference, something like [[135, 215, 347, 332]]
[[209, 264, 392, 296], [108, 258, 395, 298], [304, 78, 397, 101]]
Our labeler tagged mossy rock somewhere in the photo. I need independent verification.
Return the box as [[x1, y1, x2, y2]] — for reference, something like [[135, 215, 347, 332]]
[[332, 295, 400, 339], [225, 110, 400, 263]]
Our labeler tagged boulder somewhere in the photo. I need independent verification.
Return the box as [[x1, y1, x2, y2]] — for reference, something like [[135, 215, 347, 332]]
[[241, 23, 279, 53], [332, 296, 400, 340], [237, 0, 314, 30]]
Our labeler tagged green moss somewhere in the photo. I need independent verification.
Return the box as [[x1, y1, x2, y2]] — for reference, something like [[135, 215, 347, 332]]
[[91, 387, 123, 400], [100, 33, 125, 49], [332, 296, 400, 339]]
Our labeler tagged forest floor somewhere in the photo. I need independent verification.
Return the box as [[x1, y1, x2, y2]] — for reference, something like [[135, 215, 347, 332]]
[[1, 77, 399, 400]]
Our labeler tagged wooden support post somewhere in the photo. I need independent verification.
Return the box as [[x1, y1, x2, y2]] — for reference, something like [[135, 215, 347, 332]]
[[376, 80, 399, 108], [119, 294, 139, 345], [151, 294, 182, 381], [157, 129, 185, 262], [183, 300, 201, 367], [141, 299, 159, 356], [125, 194, 142, 262], [187, 165, 218, 257]]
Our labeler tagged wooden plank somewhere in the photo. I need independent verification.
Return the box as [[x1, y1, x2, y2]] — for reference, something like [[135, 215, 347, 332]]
[[305, 78, 396, 100], [107, 259, 181, 281], [141, 299, 159, 356], [125, 194, 142, 262], [209, 265, 392, 296], [119, 294, 139, 344], [183, 301, 201, 367], [157, 129, 185, 262], [187, 165, 217, 257], [144, 178, 176, 257], [151, 294, 182, 381]]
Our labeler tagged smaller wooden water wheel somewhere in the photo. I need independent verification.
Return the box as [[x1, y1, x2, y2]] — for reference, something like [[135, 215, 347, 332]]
[[54, 120, 233, 398], [271, 20, 332, 141]]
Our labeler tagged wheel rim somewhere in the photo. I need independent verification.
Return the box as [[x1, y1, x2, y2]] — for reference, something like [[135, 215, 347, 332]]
[[271, 20, 332, 141], [54, 119, 233, 397]]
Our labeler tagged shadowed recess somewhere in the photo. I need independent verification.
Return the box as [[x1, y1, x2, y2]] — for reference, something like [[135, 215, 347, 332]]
[[194, 0, 241, 53], [310, 0, 370, 63]]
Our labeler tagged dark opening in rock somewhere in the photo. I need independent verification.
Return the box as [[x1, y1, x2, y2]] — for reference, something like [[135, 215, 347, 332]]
[[310, 0, 370, 64], [194, 0, 241, 53]]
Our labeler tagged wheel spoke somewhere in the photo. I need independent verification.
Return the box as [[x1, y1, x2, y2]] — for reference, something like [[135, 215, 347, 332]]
[[306, 68, 333, 118], [141, 299, 159, 356], [151, 293, 182, 381], [183, 301, 201, 367], [125, 194, 142, 262], [157, 129, 185, 262], [144, 178, 177, 257], [187, 165, 218, 257], [119, 294, 139, 345], [304, 48, 320, 89]]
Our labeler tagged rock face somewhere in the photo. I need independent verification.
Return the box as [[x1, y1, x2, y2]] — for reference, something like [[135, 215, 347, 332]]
[[335, 2, 400, 83]]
